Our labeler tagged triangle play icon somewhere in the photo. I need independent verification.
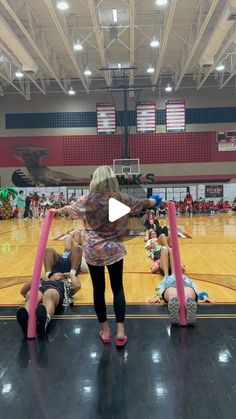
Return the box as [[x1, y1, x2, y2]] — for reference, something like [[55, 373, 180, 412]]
[[108, 198, 131, 222]]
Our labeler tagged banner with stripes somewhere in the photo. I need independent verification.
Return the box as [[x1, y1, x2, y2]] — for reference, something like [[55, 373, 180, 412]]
[[166, 100, 185, 132], [136, 101, 156, 133], [96, 104, 116, 134]]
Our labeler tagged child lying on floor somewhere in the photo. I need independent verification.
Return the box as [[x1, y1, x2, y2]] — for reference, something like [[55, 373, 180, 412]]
[[148, 274, 213, 325], [16, 270, 81, 336]]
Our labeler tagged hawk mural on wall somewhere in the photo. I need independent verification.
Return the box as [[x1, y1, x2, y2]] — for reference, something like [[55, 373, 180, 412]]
[[11, 144, 82, 187]]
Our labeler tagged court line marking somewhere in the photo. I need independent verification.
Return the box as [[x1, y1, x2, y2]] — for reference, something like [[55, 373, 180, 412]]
[[0, 220, 39, 236], [1, 275, 236, 301], [1, 272, 236, 278], [177, 226, 192, 238], [152, 242, 236, 246], [1, 300, 236, 306], [1, 314, 236, 320], [189, 276, 236, 293]]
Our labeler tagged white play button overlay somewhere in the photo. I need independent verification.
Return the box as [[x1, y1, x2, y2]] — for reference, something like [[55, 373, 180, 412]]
[[108, 198, 130, 222]]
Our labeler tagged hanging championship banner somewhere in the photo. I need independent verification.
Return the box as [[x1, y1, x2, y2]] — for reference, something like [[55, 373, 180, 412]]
[[136, 101, 156, 133], [97, 104, 116, 134], [166, 100, 185, 132]]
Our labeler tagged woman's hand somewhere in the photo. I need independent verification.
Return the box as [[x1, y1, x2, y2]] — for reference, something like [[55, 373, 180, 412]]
[[150, 194, 162, 208], [49, 208, 58, 213]]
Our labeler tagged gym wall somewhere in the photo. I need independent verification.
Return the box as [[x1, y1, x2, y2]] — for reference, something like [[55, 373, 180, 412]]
[[0, 87, 236, 187]]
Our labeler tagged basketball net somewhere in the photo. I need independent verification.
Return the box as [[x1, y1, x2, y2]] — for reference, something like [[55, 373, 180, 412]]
[[123, 170, 130, 180]]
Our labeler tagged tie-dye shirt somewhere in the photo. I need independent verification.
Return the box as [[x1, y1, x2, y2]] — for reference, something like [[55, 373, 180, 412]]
[[68, 193, 143, 266]]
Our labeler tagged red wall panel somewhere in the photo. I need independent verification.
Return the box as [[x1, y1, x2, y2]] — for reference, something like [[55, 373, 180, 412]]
[[0, 135, 123, 167], [0, 132, 236, 167], [62, 135, 123, 165], [129, 132, 212, 163]]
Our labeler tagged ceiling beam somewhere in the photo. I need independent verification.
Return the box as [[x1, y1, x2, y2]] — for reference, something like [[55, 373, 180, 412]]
[[152, 0, 178, 90], [175, 0, 219, 90], [43, 0, 89, 93], [0, 70, 26, 97], [87, 0, 111, 86], [0, 41, 46, 95], [220, 65, 236, 89], [0, 0, 68, 94], [104, 27, 128, 51], [25, 0, 36, 42], [197, 26, 236, 90], [26, 73, 46, 95]]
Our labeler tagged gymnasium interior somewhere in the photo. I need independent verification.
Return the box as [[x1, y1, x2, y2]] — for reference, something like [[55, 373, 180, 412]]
[[1, 1, 236, 418]]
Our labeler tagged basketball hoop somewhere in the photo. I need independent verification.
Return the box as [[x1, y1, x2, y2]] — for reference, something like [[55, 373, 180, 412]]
[[113, 158, 140, 176]]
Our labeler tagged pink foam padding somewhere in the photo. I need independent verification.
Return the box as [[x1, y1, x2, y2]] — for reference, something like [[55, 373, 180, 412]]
[[27, 210, 54, 339], [167, 202, 187, 326]]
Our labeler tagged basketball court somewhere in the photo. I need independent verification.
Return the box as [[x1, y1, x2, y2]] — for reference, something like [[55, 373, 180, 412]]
[[1, 213, 236, 419], [1, 0, 236, 418], [1, 215, 236, 305]]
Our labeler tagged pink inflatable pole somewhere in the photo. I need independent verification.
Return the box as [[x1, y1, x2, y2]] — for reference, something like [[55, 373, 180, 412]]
[[167, 202, 187, 326], [27, 210, 54, 339]]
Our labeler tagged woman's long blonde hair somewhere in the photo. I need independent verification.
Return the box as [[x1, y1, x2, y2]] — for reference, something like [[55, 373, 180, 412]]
[[89, 165, 120, 193]]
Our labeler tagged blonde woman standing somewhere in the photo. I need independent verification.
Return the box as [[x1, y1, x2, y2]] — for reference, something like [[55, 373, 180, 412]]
[[53, 166, 161, 347]]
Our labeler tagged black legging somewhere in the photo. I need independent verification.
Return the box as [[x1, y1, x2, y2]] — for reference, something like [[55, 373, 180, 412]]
[[87, 259, 125, 323]]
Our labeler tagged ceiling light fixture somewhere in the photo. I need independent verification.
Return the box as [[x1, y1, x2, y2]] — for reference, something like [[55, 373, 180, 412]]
[[57, 1, 69, 10], [150, 37, 160, 48], [147, 65, 155, 74], [165, 84, 172, 92], [84, 67, 92, 76], [15, 70, 24, 78], [73, 40, 83, 51], [156, 0, 168, 6], [112, 8, 118, 23], [216, 64, 225, 71], [68, 87, 75, 95]]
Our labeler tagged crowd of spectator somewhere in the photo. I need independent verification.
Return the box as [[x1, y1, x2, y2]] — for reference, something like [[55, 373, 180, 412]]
[[156, 197, 236, 216], [1, 189, 236, 220], [0, 191, 77, 220]]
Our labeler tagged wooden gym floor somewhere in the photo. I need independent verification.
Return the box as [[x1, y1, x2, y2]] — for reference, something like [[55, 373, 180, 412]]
[[1, 213, 236, 419], [0, 213, 236, 306]]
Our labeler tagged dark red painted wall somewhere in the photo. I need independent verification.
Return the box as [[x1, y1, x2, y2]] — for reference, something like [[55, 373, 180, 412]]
[[0, 132, 235, 167]]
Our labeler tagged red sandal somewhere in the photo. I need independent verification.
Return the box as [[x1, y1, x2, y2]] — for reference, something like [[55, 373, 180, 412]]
[[99, 330, 112, 344], [115, 335, 128, 348]]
